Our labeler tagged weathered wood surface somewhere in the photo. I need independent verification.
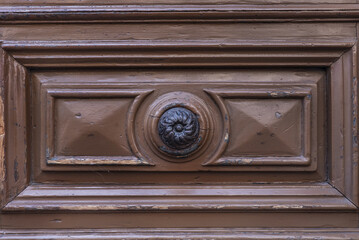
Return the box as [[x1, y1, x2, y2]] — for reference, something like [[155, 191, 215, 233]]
[[0, 1, 359, 239], [2, 228, 359, 239]]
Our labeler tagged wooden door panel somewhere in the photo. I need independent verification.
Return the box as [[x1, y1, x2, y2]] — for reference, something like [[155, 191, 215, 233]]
[[31, 69, 324, 173], [1, 2, 359, 239]]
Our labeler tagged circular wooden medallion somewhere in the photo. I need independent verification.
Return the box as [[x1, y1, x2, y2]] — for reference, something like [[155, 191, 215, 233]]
[[144, 92, 213, 162]]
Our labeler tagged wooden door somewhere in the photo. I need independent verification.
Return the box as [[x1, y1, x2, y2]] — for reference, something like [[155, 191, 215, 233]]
[[1, 1, 359, 239]]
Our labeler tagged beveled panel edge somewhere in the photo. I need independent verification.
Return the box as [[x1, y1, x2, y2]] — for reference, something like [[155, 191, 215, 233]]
[[1, 228, 359, 240], [2, 182, 357, 212], [328, 46, 359, 207], [0, 49, 29, 209], [1, 4, 359, 23]]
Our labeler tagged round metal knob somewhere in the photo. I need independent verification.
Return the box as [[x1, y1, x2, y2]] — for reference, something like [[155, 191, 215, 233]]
[[158, 107, 200, 151]]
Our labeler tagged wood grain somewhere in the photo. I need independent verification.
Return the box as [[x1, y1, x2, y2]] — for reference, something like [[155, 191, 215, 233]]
[[2, 228, 359, 240], [0, 1, 359, 237], [0, 23, 355, 42], [0, 50, 5, 208], [0, 50, 28, 208], [1, 4, 359, 23], [2, 39, 354, 68], [3, 183, 355, 212]]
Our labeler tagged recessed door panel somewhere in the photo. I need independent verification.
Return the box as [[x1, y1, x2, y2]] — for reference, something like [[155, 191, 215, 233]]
[[31, 69, 325, 178]]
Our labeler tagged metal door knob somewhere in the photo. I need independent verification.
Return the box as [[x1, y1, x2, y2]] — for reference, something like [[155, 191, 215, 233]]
[[158, 107, 200, 151]]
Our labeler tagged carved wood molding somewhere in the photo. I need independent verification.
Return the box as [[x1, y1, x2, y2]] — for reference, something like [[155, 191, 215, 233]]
[[0, 39, 358, 211], [1, 4, 359, 23], [0, 36, 358, 234], [2, 228, 359, 239], [0, 0, 358, 234], [2, 40, 355, 67], [3, 183, 356, 212]]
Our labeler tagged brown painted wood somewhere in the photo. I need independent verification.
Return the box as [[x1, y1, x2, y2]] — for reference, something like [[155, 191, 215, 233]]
[[0, 1, 359, 239], [3, 4, 359, 23], [3, 228, 359, 240]]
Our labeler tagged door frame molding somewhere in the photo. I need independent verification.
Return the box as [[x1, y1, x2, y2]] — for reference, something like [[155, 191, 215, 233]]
[[1, 4, 359, 23]]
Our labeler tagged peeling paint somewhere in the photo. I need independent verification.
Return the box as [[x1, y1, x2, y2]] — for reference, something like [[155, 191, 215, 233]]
[[224, 132, 229, 143], [239, 158, 253, 164], [272, 205, 304, 209], [14, 158, 18, 182], [47, 157, 153, 166], [152, 206, 169, 210], [267, 91, 292, 98]]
